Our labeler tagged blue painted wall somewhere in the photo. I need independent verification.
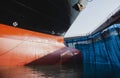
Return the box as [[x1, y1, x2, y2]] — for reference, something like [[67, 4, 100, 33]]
[[65, 24, 120, 66]]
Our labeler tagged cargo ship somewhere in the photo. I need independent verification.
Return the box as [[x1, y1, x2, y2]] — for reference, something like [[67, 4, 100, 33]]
[[0, 0, 83, 66]]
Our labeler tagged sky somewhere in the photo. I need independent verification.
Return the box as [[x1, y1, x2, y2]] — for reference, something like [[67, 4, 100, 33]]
[[64, 0, 120, 37]]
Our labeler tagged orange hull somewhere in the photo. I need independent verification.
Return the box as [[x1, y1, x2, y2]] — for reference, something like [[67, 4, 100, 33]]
[[0, 24, 81, 66]]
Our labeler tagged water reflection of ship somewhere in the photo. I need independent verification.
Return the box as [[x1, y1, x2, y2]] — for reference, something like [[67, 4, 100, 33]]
[[0, 66, 83, 78]]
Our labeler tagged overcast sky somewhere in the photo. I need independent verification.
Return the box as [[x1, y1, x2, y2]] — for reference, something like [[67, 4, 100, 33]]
[[64, 0, 120, 37]]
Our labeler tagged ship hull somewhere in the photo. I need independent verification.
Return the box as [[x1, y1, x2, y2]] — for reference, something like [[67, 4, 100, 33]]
[[0, 24, 82, 66]]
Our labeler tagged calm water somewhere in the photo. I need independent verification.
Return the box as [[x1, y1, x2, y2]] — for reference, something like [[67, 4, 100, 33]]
[[0, 64, 120, 78]]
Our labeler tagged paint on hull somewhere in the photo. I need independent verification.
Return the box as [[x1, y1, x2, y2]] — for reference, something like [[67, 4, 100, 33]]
[[0, 24, 82, 66]]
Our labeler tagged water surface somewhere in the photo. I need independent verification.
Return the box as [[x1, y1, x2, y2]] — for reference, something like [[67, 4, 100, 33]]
[[0, 64, 119, 78]]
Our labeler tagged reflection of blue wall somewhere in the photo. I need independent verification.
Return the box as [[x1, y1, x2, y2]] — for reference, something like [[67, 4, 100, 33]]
[[83, 63, 120, 78], [65, 24, 120, 66]]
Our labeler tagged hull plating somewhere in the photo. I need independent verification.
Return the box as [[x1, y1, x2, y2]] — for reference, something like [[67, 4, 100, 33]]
[[0, 24, 81, 66]]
